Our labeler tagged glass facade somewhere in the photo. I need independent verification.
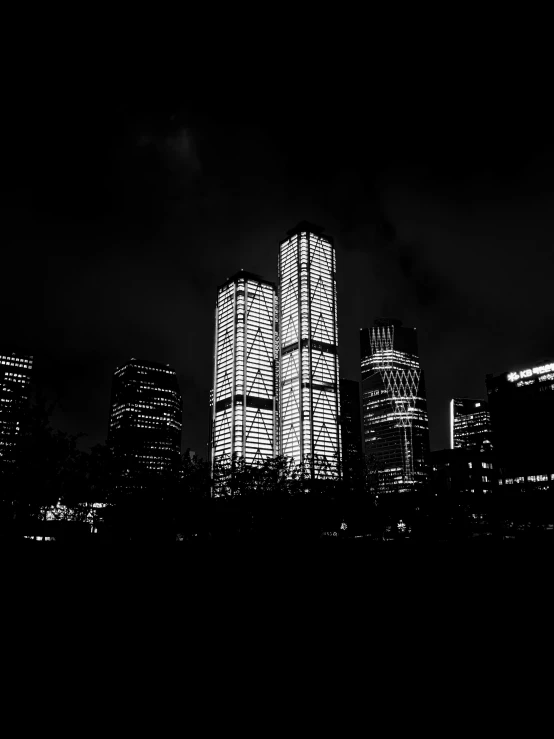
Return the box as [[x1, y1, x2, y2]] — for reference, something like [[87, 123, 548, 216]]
[[0, 352, 33, 467], [107, 359, 182, 486], [360, 319, 429, 492], [211, 272, 278, 470], [450, 398, 492, 452], [278, 222, 341, 477]]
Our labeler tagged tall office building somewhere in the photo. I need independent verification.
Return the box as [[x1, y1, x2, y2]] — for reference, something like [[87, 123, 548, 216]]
[[211, 271, 278, 470], [278, 222, 341, 478], [0, 351, 33, 467], [486, 361, 554, 490], [450, 398, 492, 451], [360, 319, 429, 492], [108, 359, 182, 487], [339, 378, 363, 481]]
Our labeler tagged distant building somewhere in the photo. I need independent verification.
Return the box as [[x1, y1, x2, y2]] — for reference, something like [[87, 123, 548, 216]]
[[211, 271, 278, 473], [278, 222, 341, 478], [339, 378, 362, 482], [450, 398, 492, 451], [0, 351, 33, 467], [108, 359, 182, 489], [486, 362, 554, 491], [430, 448, 496, 496], [360, 319, 430, 492]]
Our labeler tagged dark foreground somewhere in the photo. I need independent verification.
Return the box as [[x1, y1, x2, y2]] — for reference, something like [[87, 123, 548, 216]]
[[4, 535, 550, 701]]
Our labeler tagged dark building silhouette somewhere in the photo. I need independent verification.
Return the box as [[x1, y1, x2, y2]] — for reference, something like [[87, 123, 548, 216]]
[[486, 362, 554, 492], [108, 359, 182, 489], [278, 222, 341, 478], [430, 448, 496, 495], [339, 378, 362, 481], [0, 351, 33, 468], [450, 397, 492, 452], [360, 319, 430, 492]]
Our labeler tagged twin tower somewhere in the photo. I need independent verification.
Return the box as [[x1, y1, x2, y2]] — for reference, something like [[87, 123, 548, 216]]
[[210, 222, 341, 478]]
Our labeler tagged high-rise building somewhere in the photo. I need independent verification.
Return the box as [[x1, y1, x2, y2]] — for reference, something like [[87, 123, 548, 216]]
[[211, 271, 278, 471], [486, 361, 554, 490], [339, 378, 363, 481], [278, 222, 341, 478], [430, 448, 496, 496], [450, 398, 493, 452], [108, 359, 182, 487], [0, 351, 33, 467], [360, 319, 429, 492]]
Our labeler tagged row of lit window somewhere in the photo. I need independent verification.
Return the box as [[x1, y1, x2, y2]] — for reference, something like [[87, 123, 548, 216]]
[[2, 371, 29, 381], [0, 358, 32, 368], [501, 474, 552, 484]]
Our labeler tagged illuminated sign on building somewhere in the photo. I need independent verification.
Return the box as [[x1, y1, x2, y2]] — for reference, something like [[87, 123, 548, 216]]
[[508, 363, 554, 382]]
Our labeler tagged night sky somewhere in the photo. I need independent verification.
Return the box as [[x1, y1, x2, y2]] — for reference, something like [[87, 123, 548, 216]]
[[3, 65, 554, 458]]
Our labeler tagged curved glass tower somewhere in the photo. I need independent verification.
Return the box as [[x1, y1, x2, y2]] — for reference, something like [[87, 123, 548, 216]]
[[360, 319, 429, 492]]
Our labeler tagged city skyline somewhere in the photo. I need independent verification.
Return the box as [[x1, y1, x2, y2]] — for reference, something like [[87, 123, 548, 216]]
[[6, 251, 554, 461], [5, 91, 554, 460]]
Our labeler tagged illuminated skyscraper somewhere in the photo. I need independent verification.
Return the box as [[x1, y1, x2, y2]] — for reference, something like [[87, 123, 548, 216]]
[[450, 398, 492, 452], [278, 222, 341, 478], [0, 351, 33, 467], [108, 359, 182, 486], [211, 271, 278, 471], [360, 319, 429, 492]]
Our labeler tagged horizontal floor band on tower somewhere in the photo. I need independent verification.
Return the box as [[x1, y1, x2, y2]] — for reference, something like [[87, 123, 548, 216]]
[[281, 339, 338, 355], [215, 395, 274, 412]]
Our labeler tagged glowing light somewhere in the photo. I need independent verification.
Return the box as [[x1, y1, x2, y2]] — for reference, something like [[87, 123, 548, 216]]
[[508, 362, 554, 382], [449, 399, 454, 450], [516, 379, 535, 387]]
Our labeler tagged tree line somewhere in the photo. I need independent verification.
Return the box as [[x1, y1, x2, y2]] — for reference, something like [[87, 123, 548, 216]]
[[1, 393, 552, 543]]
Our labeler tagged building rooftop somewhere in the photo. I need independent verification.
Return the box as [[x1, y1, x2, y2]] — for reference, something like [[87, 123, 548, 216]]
[[218, 270, 276, 291], [373, 317, 404, 328], [116, 358, 175, 373], [286, 221, 327, 237]]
